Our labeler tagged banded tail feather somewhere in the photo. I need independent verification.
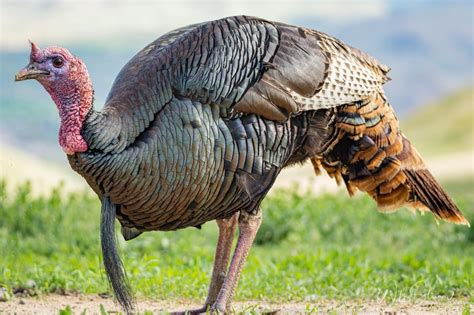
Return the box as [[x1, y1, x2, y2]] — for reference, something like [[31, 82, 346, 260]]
[[400, 139, 468, 225], [312, 91, 469, 226]]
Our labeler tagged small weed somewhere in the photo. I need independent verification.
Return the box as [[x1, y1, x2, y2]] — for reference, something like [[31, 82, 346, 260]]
[[59, 305, 72, 315], [99, 304, 108, 315], [462, 303, 471, 315]]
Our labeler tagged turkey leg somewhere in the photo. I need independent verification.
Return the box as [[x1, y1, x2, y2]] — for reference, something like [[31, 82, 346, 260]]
[[185, 213, 238, 314], [212, 210, 262, 312], [205, 213, 239, 306]]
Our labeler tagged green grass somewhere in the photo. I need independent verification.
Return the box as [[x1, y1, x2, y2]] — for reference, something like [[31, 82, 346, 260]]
[[0, 178, 473, 304], [402, 87, 474, 156]]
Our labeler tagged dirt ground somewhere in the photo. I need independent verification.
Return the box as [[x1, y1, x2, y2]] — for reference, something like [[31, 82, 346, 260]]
[[0, 294, 471, 314]]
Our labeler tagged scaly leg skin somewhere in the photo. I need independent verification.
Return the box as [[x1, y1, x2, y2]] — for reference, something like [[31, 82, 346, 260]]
[[179, 213, 239, 314], [211, 210, 262, 313]]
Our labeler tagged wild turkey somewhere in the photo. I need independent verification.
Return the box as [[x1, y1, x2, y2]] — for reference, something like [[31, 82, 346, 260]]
[[15, 16, 468, 314]]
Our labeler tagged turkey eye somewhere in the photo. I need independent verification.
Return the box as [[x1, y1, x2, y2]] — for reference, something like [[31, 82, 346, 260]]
[[52, 57, 64, 68]]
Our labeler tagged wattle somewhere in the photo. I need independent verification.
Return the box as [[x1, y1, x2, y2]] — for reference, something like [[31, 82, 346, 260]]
[[58, 106, 89, 155], [59, 124, 88, 155]]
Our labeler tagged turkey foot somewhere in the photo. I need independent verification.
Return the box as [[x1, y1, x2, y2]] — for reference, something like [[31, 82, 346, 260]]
[[211, 210, 262, 313], [178, 213, 239, 314]]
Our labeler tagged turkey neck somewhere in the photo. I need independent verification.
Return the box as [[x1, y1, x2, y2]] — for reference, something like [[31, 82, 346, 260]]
[[45, 71, 94, 155]]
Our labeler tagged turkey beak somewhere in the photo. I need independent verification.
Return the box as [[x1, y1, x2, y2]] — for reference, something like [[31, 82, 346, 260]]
[[15, 64, 50, 81]]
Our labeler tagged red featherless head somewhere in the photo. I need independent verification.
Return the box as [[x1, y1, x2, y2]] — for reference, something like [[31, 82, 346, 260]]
[[15, 42, 94, 155]]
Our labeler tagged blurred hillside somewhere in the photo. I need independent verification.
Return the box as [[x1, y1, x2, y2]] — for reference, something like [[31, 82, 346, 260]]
[[0, 0, 473, 162], [402, 87, 474, 156]]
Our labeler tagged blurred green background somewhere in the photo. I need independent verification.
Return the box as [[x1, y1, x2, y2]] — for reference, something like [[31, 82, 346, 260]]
[[0, 0, 472, 311]]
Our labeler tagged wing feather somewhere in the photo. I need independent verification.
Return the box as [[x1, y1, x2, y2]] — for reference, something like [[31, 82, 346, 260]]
[[234, 22, 390, 121], [86, 16, 392, 153]]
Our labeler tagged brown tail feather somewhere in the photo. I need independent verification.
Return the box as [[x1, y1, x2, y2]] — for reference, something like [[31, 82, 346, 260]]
[[404, 168, 469, 225], [397, 137, 469, 225], [312, 90, 469, 226]]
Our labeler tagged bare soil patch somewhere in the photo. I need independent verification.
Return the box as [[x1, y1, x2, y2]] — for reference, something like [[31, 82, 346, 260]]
[[0, 294, 470, 314]]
